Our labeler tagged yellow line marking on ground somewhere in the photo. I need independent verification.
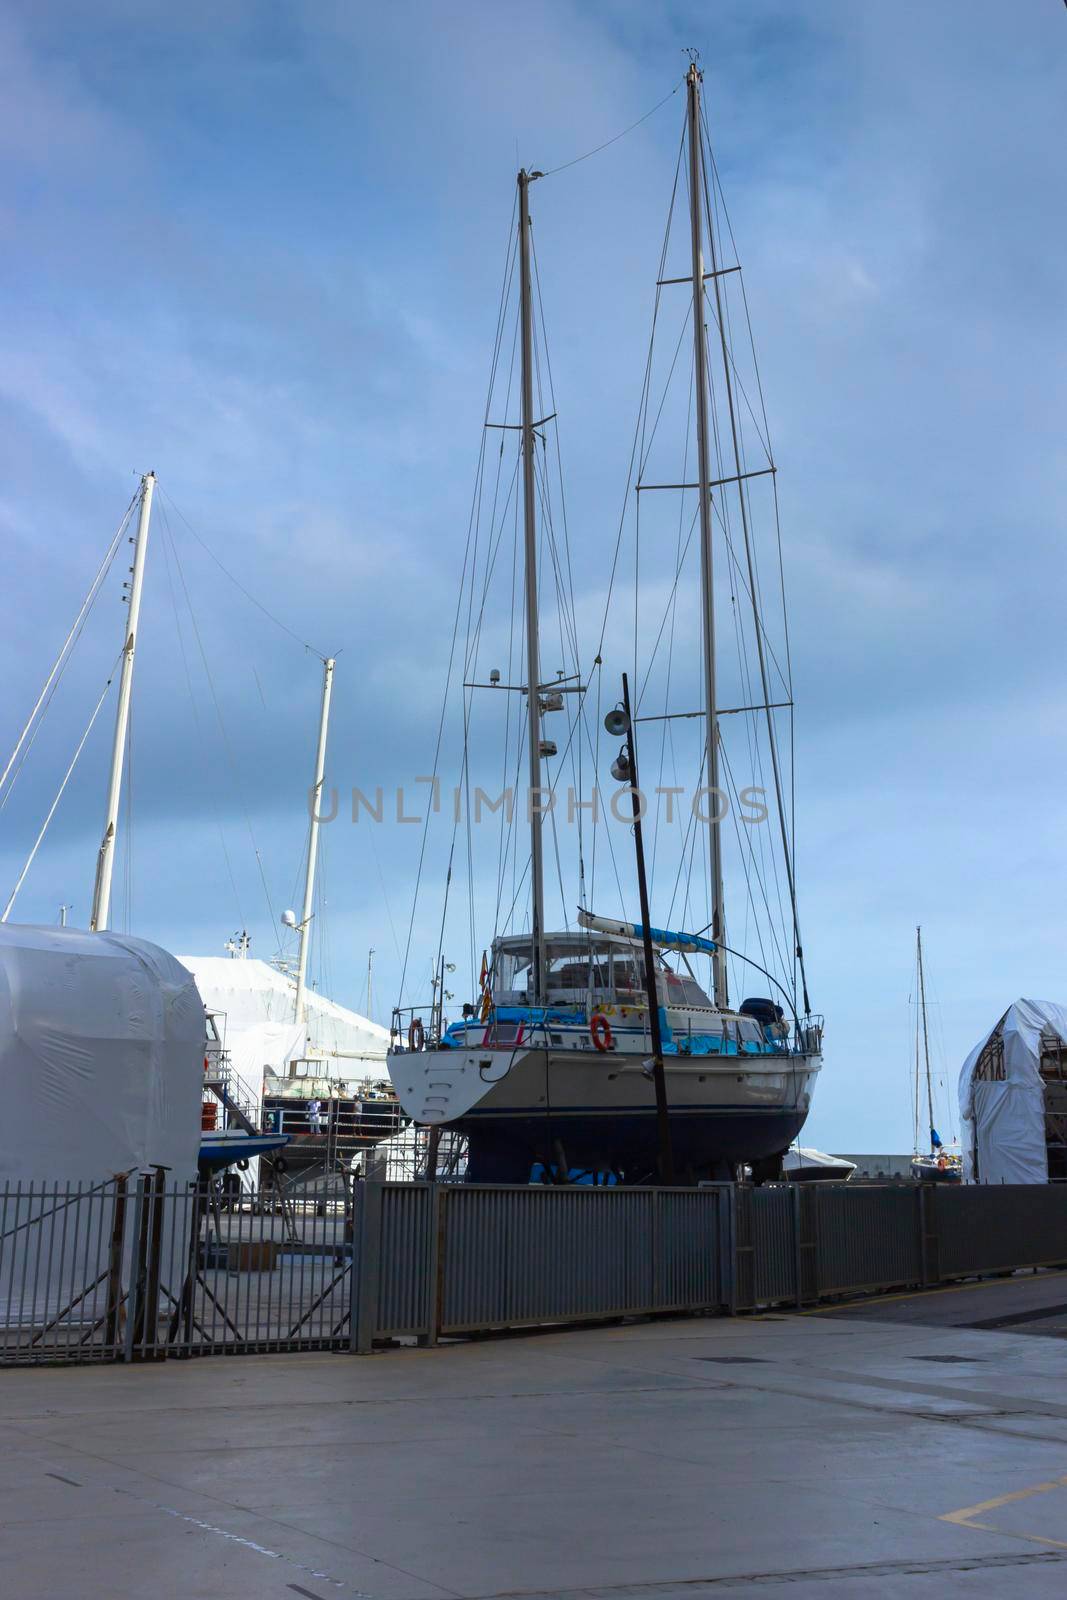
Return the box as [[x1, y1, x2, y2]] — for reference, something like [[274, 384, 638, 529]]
[[941, 1473, 1067, 1524], [940, 1473, 1067, 1550], [947, 1515, 1067, 1551], [801, 1268, 1067, 1315]]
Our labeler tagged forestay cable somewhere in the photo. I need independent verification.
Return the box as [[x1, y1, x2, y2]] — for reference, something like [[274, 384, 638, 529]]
[[0, 489, 138, 805], [2, 652, 123, 922]]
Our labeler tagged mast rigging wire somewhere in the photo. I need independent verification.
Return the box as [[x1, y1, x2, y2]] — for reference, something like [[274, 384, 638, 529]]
[[157, 486, 328, 663], [0, 490, 138, 807], [2, 651, 123, 923], [697, 117, 810, 1013], [396, 192, 520, 1009], [158, 513, 247, 930], [157, 499, 281, 952], [539, 79, 684, 179]]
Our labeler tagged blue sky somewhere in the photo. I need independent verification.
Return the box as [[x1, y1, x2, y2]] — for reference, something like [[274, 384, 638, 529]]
[[1, 1, 1065, 1152]]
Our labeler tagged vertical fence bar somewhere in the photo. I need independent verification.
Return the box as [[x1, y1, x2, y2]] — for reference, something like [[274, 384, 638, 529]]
[[30, 1182, 48, 1347], [123, 1176, 149, 1363], [53, 1180, 71, 1355], [421, 1183, 442, 1347], [142, 1168, 166, 1357], [14, 1182, 31, 1350], [920, 1183, 939, 1285], [352, 1181, 382, 1353]]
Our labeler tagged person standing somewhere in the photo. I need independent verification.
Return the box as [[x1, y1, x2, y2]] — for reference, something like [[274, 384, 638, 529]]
[[307, 1097, 322, 1136]]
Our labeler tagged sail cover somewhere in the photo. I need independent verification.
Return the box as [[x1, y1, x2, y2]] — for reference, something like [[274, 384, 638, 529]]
[[958, 998, 1066, 1184], [576, 909, 717, 955]]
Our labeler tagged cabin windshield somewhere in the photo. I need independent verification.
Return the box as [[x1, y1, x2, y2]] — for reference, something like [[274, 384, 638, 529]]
[[492, 939, 674, 1005], [660, 968, 714, 1008]]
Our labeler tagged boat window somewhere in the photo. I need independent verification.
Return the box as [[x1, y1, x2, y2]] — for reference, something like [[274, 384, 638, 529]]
[[547, 947, 612, 990], [492, 940, 616, 1001], [662, 971, 711, 1006], [612, 954, 643, 993]]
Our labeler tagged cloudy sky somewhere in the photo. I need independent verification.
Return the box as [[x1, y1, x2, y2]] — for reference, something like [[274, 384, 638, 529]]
[[1, 1, 1064, 1152]]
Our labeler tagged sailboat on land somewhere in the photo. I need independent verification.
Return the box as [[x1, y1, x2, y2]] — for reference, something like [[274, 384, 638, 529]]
[[910, 927, 961, 1183], [388, 63, 823, 1183]]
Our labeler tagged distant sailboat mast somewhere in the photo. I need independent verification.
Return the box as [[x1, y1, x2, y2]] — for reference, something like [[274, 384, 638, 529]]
[[916, 925, 935, 1148]]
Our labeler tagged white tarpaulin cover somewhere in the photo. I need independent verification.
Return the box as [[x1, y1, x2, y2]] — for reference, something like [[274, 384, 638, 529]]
[[958, 998, 1067, 1184], [179, 957, 389, 1090], [0, 924, 204, 1183]]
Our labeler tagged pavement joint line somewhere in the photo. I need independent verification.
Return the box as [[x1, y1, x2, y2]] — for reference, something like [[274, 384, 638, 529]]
[[473, 1547, 1067, 1597], [727, 1359, 1067, 1420]]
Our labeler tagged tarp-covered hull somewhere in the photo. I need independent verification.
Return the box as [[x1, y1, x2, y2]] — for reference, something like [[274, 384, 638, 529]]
[[959, 998, 1067, 1184]]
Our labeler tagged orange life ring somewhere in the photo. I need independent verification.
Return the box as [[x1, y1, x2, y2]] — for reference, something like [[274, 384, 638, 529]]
[[408, 1017, 425, 1051], [590, 1013, 613, 1053]]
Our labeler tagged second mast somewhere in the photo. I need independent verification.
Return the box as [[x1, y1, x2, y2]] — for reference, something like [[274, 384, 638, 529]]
[[518, 167, 546, 1007]]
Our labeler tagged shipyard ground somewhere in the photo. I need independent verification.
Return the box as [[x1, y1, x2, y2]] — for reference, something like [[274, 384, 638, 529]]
[[5, 1273, 1067, 1598]]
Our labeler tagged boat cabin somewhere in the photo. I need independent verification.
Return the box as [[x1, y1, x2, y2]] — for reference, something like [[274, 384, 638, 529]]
[[490, 930, 714, 1011]]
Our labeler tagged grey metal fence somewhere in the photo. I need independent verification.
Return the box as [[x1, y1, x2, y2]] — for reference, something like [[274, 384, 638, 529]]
[[813, 1184, 922, 1297], [431, 1186, 726, 1335], [930, 1184, 1067, 1278], [0, 1174, 360, 1365], [4, 1177, 1067, 1367]]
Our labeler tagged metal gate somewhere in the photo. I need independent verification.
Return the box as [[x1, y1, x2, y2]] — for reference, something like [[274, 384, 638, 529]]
[[0, 1175, 360, 1365]]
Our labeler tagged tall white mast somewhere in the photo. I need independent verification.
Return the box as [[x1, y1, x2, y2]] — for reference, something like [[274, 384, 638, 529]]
[[686, 67, 728, 1008], [89, 470, 155, 933], [917, 926, 934, 1147], [295, 655, 335, 1025], [518, 168, 547, 1006]]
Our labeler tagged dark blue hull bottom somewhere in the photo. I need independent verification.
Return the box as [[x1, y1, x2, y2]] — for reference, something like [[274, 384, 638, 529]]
[[458, 1108, 809, 1184]]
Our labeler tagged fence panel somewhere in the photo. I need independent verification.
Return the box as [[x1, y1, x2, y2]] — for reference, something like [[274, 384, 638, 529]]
[[656, 1189, 724, 1311], [375, 1184, 435, 1338], [439, 1187, 657, 1333], [814, 1184, 923, 1296], [0, 1179, 128, 1365], [124, 1179, 356, 1360], [750, 1187, 797, 1305], [933, 1185, 1067, 1278]]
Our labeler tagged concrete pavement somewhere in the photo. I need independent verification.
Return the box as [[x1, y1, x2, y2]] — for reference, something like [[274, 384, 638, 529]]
[[4, 1279, 1067, 1598]]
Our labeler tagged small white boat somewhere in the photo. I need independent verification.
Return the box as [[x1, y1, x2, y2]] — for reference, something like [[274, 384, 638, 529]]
[[783, 1147, 856, 1183]]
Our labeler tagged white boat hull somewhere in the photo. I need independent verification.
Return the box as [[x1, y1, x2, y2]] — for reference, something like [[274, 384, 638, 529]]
[[388, 1045, 820, 1182]]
